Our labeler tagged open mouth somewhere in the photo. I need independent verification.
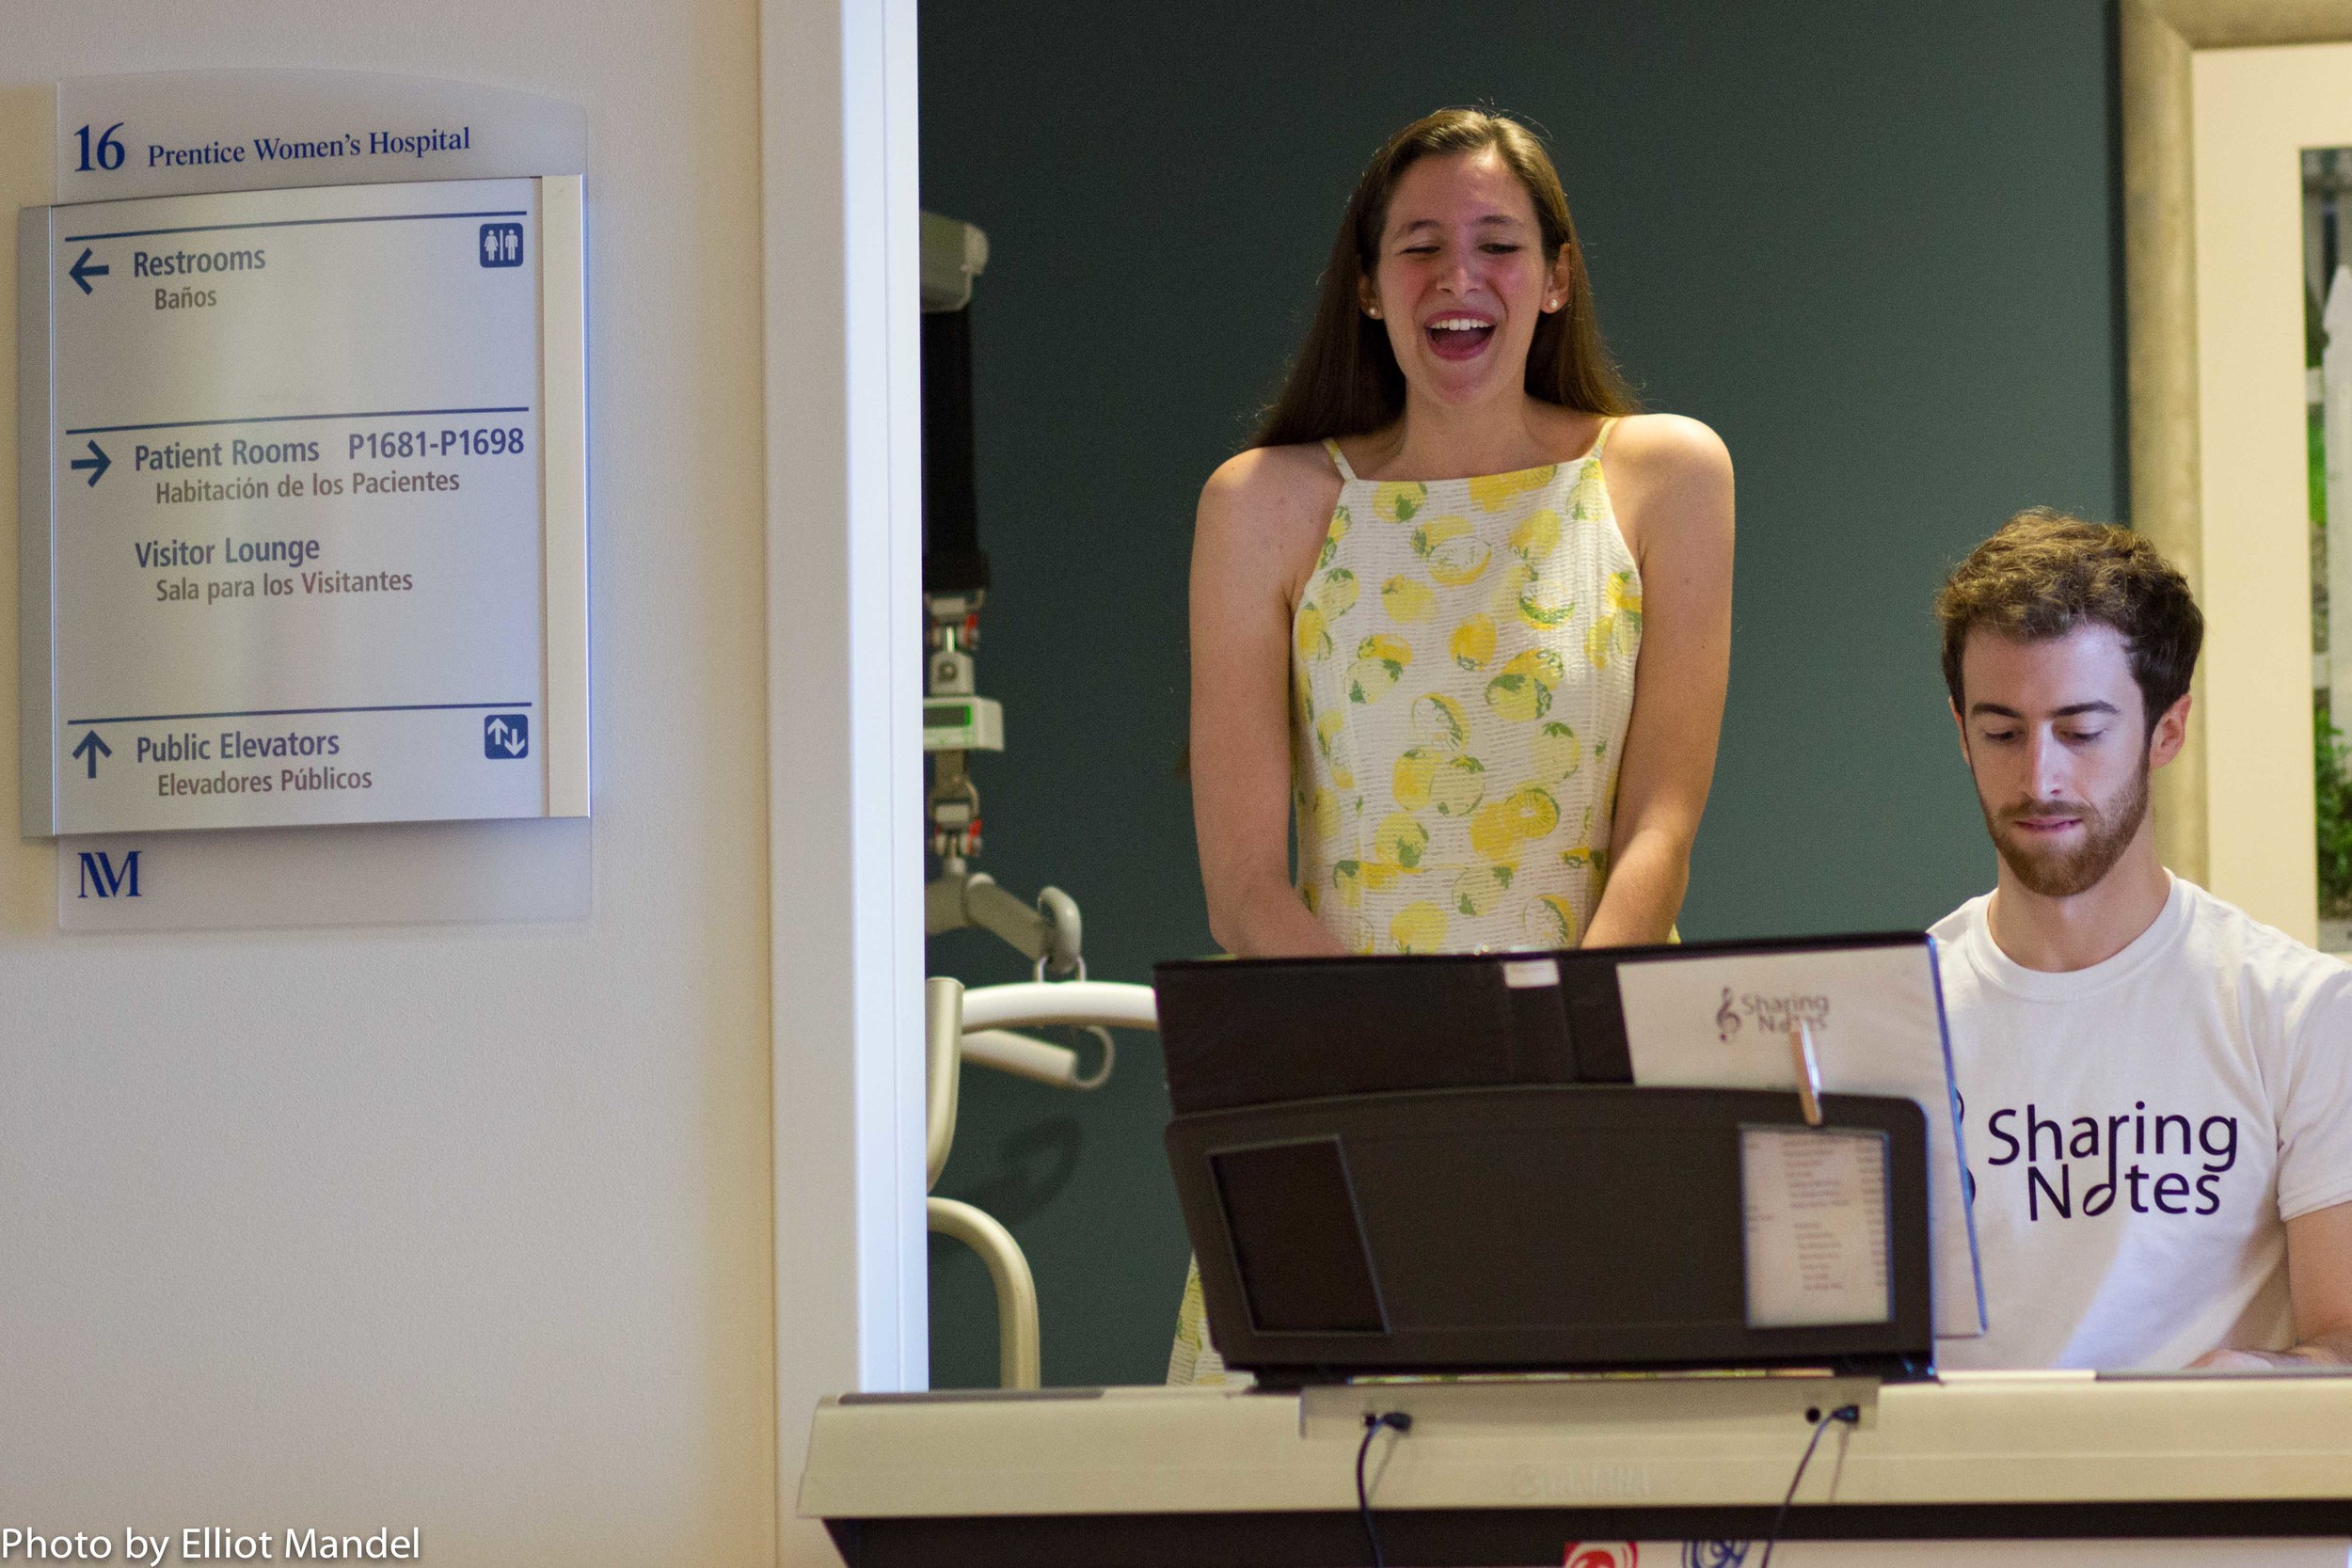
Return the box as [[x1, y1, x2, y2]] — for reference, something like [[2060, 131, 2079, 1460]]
[[1424, 315, 1496, 360]]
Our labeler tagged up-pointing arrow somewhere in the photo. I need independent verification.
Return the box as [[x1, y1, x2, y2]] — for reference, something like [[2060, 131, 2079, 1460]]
[[70, 439, 110, 486], [72, 729, 110, 779], [69, 247, 109, 294]]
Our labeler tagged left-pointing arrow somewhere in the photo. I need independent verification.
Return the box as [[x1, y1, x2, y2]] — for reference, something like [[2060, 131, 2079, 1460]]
[[70, 439, 110, 487], [72, 730, 110, 780], [69, 247, 109, 294]]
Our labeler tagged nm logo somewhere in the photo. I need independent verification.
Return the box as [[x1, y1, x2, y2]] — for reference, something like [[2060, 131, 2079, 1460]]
[[77, 848, 141, 898]]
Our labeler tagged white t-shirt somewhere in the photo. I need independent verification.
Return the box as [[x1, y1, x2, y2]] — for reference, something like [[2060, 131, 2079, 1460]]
[[1931, 875, 2352, 1370]]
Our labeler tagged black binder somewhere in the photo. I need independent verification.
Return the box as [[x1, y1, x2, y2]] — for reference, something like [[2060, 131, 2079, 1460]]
[[1153, 949, 1634, 1114]]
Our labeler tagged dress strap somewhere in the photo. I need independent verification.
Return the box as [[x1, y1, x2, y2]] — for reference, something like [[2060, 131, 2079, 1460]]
[[1587, 415, 1622, 461], [1322, 437, 1359, 482]]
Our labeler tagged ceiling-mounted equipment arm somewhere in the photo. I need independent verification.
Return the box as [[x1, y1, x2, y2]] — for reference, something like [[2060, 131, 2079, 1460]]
[[921, 305, 988, 601], [961, 1027, 1115, 1092], [917, 211, 1088, 978], [920, 211, 990, 314], [923, 871, 1083, 978], [925, 975, 965, 1192], [958, 980, 1157, 1035]]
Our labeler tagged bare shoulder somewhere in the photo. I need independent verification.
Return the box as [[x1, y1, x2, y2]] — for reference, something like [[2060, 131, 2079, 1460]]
[[1602, 413, 1733, 561], [1604, 412, 1732, 482], [1196, 442, 1343, 586], [1200, 441, 1343, 520]]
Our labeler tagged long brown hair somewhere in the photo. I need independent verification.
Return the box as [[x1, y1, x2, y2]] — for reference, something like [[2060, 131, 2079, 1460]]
[[1254, 108, 1635, 449]]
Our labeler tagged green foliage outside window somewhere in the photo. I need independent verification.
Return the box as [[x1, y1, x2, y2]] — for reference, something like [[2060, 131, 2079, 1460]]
[[2317, 702, 2352, 919], [2312, 371, 2352, 917]]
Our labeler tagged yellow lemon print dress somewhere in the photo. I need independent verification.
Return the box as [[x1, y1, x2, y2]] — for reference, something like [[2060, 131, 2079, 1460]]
[[1169, 420, 1644, 1385], [1293, 422, 1639, 956]]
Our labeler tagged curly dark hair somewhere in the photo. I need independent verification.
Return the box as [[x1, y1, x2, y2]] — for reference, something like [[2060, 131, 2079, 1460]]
[[1934, 508, 2203, 725]]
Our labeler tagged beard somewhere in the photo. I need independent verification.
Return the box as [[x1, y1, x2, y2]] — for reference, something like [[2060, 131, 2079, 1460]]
[[1980, 758, 2151, 898]]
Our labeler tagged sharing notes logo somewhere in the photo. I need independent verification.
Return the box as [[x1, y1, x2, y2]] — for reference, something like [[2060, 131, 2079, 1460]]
[[1715, 985, 1831, 1043], [1983, 1101, 2240, 1221]]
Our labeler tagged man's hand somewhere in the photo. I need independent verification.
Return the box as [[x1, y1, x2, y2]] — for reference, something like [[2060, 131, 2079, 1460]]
[[2186, 1346, 2321, 1370], [2190, 1198, 2352, 1369]]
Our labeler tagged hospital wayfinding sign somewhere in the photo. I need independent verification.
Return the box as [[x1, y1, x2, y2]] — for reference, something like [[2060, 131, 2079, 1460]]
[[18, 176, 589, 834]]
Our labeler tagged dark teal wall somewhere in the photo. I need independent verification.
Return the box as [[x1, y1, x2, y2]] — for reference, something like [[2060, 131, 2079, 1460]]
[[919, 0, 2122, 1388]]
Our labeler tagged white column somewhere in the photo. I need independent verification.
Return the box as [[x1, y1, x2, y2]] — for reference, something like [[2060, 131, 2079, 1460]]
[[764, 0, 928, 1560]]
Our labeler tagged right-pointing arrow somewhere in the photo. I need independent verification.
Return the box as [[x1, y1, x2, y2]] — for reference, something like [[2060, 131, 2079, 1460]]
[[69, 440, 109, 487]]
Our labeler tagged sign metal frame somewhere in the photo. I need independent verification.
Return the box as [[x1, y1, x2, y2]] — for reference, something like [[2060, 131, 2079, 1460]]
[[16, 174, 590, 836]]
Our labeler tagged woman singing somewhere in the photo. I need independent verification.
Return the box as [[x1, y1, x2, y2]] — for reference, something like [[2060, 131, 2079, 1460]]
[[1190, 106, 1733, 963], [1172, 105, 1734, 1383]]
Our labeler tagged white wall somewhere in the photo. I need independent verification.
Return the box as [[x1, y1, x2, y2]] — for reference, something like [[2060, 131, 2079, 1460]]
[[0, 3, 811, 1561]]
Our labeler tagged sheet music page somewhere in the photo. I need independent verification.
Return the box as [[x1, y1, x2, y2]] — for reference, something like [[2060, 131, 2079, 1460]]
[[1614, 942, 1985, 1338], [1742, 1127, 1892, 1328]]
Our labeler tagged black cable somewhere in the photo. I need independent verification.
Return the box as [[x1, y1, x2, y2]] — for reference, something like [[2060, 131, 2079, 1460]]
[[1757, 1403, 1860, 1568], [1354, 1410, 1413, 1567]]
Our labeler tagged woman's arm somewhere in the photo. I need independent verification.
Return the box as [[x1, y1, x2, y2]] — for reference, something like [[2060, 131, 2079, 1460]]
[[1189, 447, 1349, 958], [1581, 414, 1735, 949]]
